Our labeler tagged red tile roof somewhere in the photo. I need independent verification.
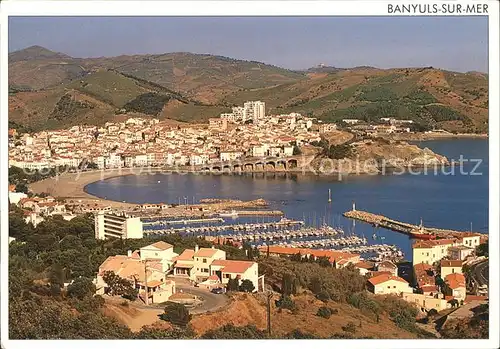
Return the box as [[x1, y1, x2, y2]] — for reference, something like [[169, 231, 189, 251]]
[[257, 246, 359, 262], [368, 274, 408, 286], [445, 273, 466, 289], [414, 262, 436, 287], [378, 260, 397, 269], [354, 261, 375, 270], [145, 241, 173, 250], [367, 271, 392, 278], [441, 260, 463, 268], [194, 247, 220, 258], [413, 239, 456, 249], [211, 260, 255, 274], [420, 285, 439, 293], [464, 295, 488, 303], [174, 249, 195, 262]]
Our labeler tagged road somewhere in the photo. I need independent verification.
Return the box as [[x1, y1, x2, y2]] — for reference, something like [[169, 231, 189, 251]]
[[176, 285, 230, 314], [471, 260, 489, 286]]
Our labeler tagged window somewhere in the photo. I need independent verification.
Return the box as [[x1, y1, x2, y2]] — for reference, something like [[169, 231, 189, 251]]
[[155, 252, 158, 256], [203, 258, 207, 263], [426, 253, 429, 256], [387, 286, 390, 289]]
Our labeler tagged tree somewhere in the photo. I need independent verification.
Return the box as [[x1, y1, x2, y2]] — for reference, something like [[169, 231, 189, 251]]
[[202, 325, 267, 339], [276, 295, 296, 311], [227, 277, 239, 291], [317, 256, 331, 267], [135, 326, 195, 339], [281, 273, 298, 296], [160, 302, 192, 328], [15, 183, 29, 194], [476, 242, 488, 257], [101, 271, 137, 299], [239, 279, 255, 293], [292, 145, 301, 155], [67, 277, 96, 300]]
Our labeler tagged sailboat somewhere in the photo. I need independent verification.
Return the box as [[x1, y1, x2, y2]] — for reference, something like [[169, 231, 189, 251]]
[[328, 189, 332, 203]]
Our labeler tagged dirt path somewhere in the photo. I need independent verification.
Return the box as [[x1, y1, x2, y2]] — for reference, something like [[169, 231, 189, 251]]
[[102, 299, 164, 332]]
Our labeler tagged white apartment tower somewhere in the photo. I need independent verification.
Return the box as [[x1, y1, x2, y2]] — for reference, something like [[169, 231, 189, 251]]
[[232, 107, 247, 122], [243, 101, 265, 123], [95, 211, 144, 239]]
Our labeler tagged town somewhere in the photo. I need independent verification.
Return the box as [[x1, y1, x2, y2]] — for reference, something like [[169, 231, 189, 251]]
[[8, 100, 422, 171]]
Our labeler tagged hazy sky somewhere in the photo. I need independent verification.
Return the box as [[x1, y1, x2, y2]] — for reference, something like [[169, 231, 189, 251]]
[[9, 16, 489, 72]]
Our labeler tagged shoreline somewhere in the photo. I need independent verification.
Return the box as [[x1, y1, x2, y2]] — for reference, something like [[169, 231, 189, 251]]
[[388, 133, 488, 142], [30, 162, 455, 206]]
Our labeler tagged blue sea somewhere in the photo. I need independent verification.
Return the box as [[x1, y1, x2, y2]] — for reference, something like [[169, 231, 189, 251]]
[[86, 139, 489, 258]]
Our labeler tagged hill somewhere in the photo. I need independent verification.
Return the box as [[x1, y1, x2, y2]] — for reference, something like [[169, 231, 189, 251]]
[[8, 46, 488, 133]]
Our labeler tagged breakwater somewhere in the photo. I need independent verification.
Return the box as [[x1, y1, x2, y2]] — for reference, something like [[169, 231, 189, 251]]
[[343, 209, 486, 240]]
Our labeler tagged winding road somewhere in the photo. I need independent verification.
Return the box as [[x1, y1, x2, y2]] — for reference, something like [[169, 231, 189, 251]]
[[176, 285, 229, 314], [471, 260, 489, 286]]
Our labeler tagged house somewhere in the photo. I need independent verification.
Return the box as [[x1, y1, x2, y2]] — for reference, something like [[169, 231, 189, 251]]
[[95, 254, 175, 304], [412, 239, 457, 265], [342, 119, 361, 125], [192, 246, 226, 283], [173, 249, 195, 278], [139, 241, 179, 272], [367, 274, 413, 295], [9, 191, 28, 205], [209, 118, 228, 131], [257, 246, 360, 265], [220, 150, 244, 162], [459, 234, 482, 249], [440, 260, 463, 279], [444, 273, 467, 302], [402, 293, 450, 312], [413, 262, 436, 293], [377, 260, 398, 276], [209, 260, 259, 292], [354, 261, 375, 276], [448, 245, 475, 261]]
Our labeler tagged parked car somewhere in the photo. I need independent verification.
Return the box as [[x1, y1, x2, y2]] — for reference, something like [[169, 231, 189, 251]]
[[211, 287, 225, 294]]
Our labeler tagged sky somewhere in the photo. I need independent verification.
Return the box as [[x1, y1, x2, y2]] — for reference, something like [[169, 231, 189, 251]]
[[8, 16, 489, 72]]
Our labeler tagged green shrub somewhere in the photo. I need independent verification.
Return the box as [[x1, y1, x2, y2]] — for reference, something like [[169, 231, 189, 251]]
[[342, 322, 357, 333], [316, 306, 335, 319]]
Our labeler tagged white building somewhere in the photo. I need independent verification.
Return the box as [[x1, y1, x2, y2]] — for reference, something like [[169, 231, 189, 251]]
[[232, 107, 247, 122], [243, 101, 265, 123], [95, 211, 143, 239], [139, 241, 179, 272]]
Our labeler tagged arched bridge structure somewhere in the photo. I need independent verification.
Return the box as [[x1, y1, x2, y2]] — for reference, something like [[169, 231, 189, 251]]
[[196, 156, 314, 173]]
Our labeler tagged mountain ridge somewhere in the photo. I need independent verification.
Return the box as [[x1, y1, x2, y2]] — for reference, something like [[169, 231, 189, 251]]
[[8, 46, 489, 133]]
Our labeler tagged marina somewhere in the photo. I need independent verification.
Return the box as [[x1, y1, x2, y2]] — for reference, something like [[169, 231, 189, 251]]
[[142, 217, 225, 226], [143, 214, 404, 261]]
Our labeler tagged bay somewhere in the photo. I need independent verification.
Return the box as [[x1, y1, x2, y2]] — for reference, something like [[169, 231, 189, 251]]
[[86, 139, 489, 259]]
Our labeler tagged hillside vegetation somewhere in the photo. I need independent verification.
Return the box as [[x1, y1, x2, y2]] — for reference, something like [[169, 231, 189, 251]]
[[8, 46, 488, 133]]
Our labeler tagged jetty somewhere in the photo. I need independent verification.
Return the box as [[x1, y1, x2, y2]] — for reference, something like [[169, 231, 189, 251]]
[[343, 209, 486, 240]]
